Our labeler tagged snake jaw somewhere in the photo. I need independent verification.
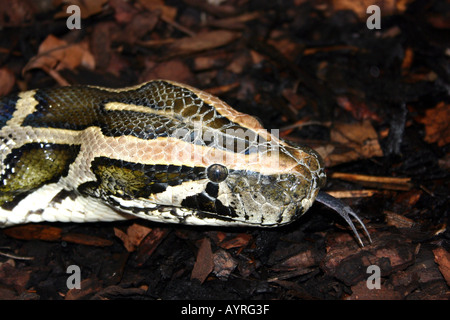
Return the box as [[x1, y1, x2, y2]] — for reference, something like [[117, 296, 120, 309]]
[[315, 191, 372, 247]]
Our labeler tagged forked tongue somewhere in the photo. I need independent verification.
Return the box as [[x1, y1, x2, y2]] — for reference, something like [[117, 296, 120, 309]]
[[316, 191, 372, 247]]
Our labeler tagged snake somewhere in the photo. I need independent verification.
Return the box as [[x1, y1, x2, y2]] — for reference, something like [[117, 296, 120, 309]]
[[0, 80, 371, 246]]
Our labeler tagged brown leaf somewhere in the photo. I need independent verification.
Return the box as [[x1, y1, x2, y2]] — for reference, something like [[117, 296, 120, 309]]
[[167, 30, 240, 57], [394, 190, 422, 207], [205, 231, 227, 245], [65, 278, 102, 300], [3, 224, 61, 241], [114, 223, 152, 252], [384, 210, 415, 229], [23, 35, 95, 81], [61, 233, 113, 247], [191, 237, 214, 284], [207, 12, 261, 30], [316, 120, 383, 167], [272, 249, 317, 271], [433, 247, 450, 286], [218, 233, 252, 250], [133, 228, 170, 265], [417, 102, 450, 147], [24, 35, 67, 72]]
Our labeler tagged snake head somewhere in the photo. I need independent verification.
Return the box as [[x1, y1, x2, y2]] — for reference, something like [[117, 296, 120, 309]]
[[159, 136, 370, 246], [179, 141, 371, 246], [160, 139, 327, 227]]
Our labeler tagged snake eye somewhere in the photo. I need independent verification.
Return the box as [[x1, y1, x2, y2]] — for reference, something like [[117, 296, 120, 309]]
[[206, 164, 228, 183]]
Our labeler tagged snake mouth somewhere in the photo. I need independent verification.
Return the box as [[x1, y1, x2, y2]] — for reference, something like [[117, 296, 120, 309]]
[[186, 168, 320, 226]]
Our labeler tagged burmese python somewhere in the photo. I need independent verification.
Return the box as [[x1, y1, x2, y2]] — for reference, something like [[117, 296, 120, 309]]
[[0, 80, 371, 246]]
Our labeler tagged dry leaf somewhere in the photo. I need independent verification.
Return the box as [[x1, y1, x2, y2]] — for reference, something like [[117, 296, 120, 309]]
[[61, 233, 113, 247], [167, 30, 240, 57], [133, 228, 169, 265], [317, 120, 383, 167], [417, 102, 450, 147], [208, 11, 260, 30], [433, 247, 450, 286], [65, 278, 102, 300], [218, 233, 252, 250], [114, 223, 152, 252], [274, 250, 317, 271], [23, 35, 95, 83], [384, 210, 415, 229], [191, 238, 214, 284], [24, 35, 67, 72], [2, 224, 61, 241]]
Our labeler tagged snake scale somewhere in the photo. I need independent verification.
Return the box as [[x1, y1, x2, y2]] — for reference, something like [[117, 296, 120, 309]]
[[0, 80, 370, 246]]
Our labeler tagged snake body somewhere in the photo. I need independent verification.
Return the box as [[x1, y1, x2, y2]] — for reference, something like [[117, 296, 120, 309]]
[[0, 80, 370, 245]]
